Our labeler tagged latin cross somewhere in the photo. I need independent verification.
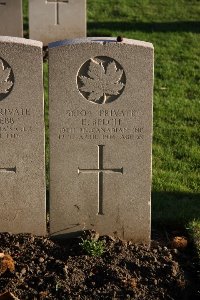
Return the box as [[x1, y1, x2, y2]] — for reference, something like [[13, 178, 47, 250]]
[[0, 166, 16, 173], [78, 145, 123, 215], [47, 0, 69, 25]]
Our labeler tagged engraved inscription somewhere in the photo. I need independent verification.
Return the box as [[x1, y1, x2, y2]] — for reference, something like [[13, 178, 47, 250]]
[[0, 59, 14, 101], [0, 107, 32, 139], [77, 56, 126, 104], [0, 108, 30, 116], [58, 108, 144, 141], [78, 145, 123, 215]]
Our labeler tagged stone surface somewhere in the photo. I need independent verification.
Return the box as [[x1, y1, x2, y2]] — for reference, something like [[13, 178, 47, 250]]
[[0, 0, 23, 37], [0, 37, 46, 235], [29, 0, 86, 45], [49, 37, 153, 243]]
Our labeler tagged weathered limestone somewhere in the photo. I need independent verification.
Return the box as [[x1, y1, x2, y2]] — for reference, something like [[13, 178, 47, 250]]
[[49, 37, 153, 243], [29, 0, 87, 45], [0, 37, 46, 235], [0, 0, 23, 37]]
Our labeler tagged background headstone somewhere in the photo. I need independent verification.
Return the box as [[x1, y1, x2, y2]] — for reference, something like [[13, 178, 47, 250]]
[[0, 37, 46, 235], [49, 37, 153, 243], [29, 0, 87, 45], [0, 0, 23, 37]]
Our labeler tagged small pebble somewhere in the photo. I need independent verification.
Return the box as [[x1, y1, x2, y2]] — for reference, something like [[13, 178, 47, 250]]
[[39, 257, 44, 263], [117, 36, 123, 42], [168, 254, 173, 260], [21, 267, 26, 275], [172, 249, 179, 254]]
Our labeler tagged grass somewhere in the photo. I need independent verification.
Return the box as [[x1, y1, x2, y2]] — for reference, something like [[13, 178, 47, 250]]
[[80, 238, 105, 257], [22, 1, 200, 252], [188, 220, 200, 257]]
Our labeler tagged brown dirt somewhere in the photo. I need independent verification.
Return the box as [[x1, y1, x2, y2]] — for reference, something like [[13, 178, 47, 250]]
[[0, 229, 199, 300]]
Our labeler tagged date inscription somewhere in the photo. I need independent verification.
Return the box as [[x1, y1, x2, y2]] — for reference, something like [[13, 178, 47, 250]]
[[58, 109, 145, 141]]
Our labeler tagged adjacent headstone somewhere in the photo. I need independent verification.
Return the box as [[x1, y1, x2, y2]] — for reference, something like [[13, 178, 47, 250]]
[[29, 0, 87, 45], [0, 0, 23, 37], [49, 37, 153, 243], [0, 37, 46, 235]]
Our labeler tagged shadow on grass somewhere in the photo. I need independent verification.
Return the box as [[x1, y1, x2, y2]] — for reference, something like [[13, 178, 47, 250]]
[[46, 189, 199, 234], [88, 21, 200, 35], [23, 17, 29, 39], [23, 0, 29, 38], [152, 191, 200, 228]]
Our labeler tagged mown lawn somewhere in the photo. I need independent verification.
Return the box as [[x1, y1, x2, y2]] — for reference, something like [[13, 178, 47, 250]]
[[23, 0, 200, 247]]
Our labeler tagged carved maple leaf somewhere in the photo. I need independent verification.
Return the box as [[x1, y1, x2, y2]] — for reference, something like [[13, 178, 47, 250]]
[[0, 59, 13, 94], [80, 59, 124, 103]]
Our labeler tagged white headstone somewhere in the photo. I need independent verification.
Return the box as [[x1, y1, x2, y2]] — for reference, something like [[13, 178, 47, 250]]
[[0, 0, 23, 37], [0, 37, 46, 235], [29, 0, 87, 45], [49, 37, 153, 243]]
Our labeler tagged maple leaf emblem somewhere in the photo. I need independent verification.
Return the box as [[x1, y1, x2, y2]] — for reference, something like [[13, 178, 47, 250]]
[[79, 59, 124, 104], [0, 59, 13, 94]]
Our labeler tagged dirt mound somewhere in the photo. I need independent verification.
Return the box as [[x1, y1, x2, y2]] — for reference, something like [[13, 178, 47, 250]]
[[0, 231, 199, 299]]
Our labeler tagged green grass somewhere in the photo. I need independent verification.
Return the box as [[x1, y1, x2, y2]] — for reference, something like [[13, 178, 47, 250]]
[[80, 238, 105, 257], [87, 0, 200, 230], [188, 220, 200, 257], [23, 0, 200, 252]]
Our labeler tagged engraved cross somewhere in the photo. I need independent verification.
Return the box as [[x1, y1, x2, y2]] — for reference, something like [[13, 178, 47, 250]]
[[78, 145, 123, 215], [47, 0, 69, 25], [0, 166, 16, 173]]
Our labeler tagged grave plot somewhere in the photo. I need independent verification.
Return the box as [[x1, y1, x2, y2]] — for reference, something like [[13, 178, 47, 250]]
[[0, 0, 23, 37], [0, 37, 46, 235], [49, 37, 153, 243], [29, 0, 86, 45]]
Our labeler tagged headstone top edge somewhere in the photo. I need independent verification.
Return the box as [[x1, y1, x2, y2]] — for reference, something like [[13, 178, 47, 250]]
[[49, 37, 153, 50], [0, 36, 43, 48]]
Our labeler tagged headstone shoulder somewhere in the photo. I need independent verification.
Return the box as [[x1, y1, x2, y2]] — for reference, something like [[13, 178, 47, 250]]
[[49, 37, 153, 49], [0, 36, 42, 48]]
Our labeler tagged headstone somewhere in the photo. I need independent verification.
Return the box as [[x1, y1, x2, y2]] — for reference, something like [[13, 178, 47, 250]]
[[0, 37, 46, 235], [49, 37, 153, 243], [0, 0, 23, 37], [29, 0, 86, 45]]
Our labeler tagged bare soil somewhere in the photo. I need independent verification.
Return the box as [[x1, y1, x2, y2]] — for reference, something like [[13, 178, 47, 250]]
[[0, 229, 199, 300]]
